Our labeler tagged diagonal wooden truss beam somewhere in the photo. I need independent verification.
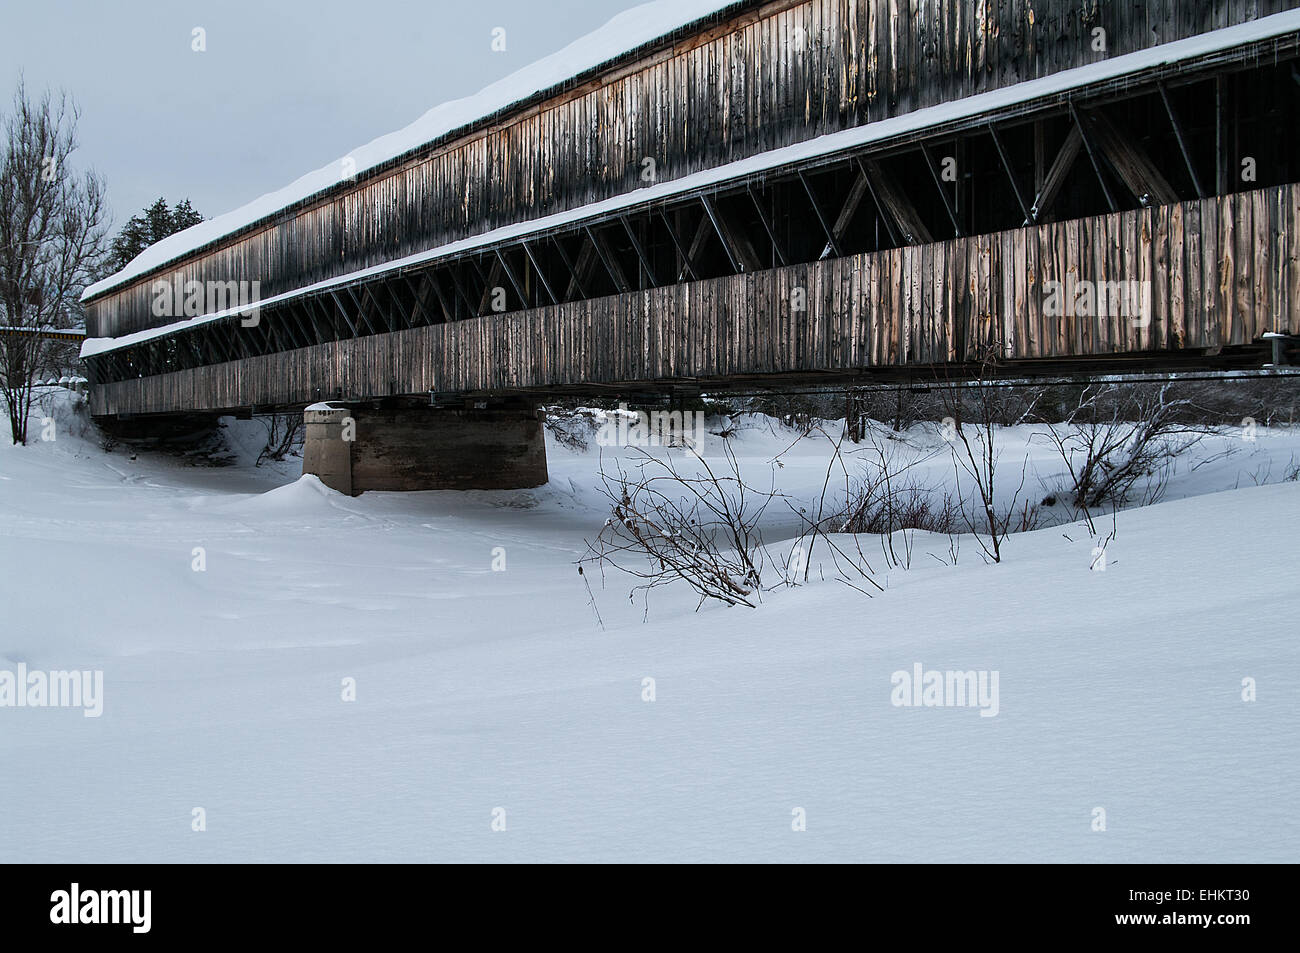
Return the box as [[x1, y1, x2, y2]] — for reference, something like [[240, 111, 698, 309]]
[[988, 122, 1033, 224], [620, 215, 659, 286], [522, 241, 559, 305], [921, 142, 962, 236], [1083, 108, 1180, 207], [747, 186, 788, 267], [660, 210, 701, 281], [1070, 101, 1119, 213], [861, 158, 933, 246], [1026, 124, 1083, 224], [1158, 82, 1206, 199], [585, 225, 630, 293], [798, 171, 842, 258], [553, 235, 591, 301]]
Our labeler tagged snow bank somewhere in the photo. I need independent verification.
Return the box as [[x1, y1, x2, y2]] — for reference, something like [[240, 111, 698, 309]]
[[3, 390, 1298, 861], [215, 473, 346, 514]]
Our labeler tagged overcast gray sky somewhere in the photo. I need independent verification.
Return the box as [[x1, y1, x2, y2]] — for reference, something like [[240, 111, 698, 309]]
[[2, 0, 643, 229]]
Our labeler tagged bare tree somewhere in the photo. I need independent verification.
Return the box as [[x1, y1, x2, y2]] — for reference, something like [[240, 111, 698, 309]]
[[0, 79, 109, 444], [256, 411, 305, 465]]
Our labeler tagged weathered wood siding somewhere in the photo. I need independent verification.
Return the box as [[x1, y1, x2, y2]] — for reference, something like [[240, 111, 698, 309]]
[[89, 184, 1300, 416], [85, 0, 1298, 339]]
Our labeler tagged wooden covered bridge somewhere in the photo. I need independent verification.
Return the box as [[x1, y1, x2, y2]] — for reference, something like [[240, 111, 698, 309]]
[[80, 0, 1300, 490]]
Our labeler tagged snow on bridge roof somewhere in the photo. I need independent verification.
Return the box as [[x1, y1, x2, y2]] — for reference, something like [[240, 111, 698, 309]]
[[81, 0, 745, 303]]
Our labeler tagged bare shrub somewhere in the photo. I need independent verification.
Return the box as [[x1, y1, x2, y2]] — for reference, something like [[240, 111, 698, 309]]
[[936, 347, 1033, 563], [581, 442, 780, 610], [1039, 383, 1207, 520], [542, 405, 595, 452], [779, 422, 942, 578], [831, 425, 961, 566], [839, 478, 962, 535]]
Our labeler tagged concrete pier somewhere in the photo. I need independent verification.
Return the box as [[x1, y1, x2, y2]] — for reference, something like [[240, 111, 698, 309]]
[[302, 400, 548, 495]]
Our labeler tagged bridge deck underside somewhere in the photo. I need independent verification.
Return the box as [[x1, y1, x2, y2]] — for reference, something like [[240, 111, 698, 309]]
[[90, 183, 1300, 417]]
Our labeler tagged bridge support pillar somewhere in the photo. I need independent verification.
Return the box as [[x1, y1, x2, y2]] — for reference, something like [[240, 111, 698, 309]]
[[302, 400, 548, 495]]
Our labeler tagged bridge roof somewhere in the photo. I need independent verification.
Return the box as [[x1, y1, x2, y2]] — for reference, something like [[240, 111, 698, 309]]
[[82, 0, 747, 304]]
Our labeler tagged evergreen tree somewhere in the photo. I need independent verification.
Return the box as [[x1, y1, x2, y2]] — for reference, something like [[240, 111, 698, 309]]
[[106, 197, 204, 273], [172, 198, 203, 230]]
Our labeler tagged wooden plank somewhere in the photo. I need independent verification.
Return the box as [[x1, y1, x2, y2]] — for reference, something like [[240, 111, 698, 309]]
[[1150, 204, 1169, 351], [1233, 190, 1253, 346], [1135, 208, 1154, 353], [1001, 229, 1018, 359], [1064, 217, 1080, 356], [1202, 196, 1221, 349], [1252, 188, 1271, 341], [1221, 192, 1238, 348], [1288, 184, 1300, 336], [922, 240, 937, 363], [1168, 201, 1185, 350]]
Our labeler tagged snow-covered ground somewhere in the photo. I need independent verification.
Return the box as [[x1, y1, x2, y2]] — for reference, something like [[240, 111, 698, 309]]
[[2, 388, 1297, 862]]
